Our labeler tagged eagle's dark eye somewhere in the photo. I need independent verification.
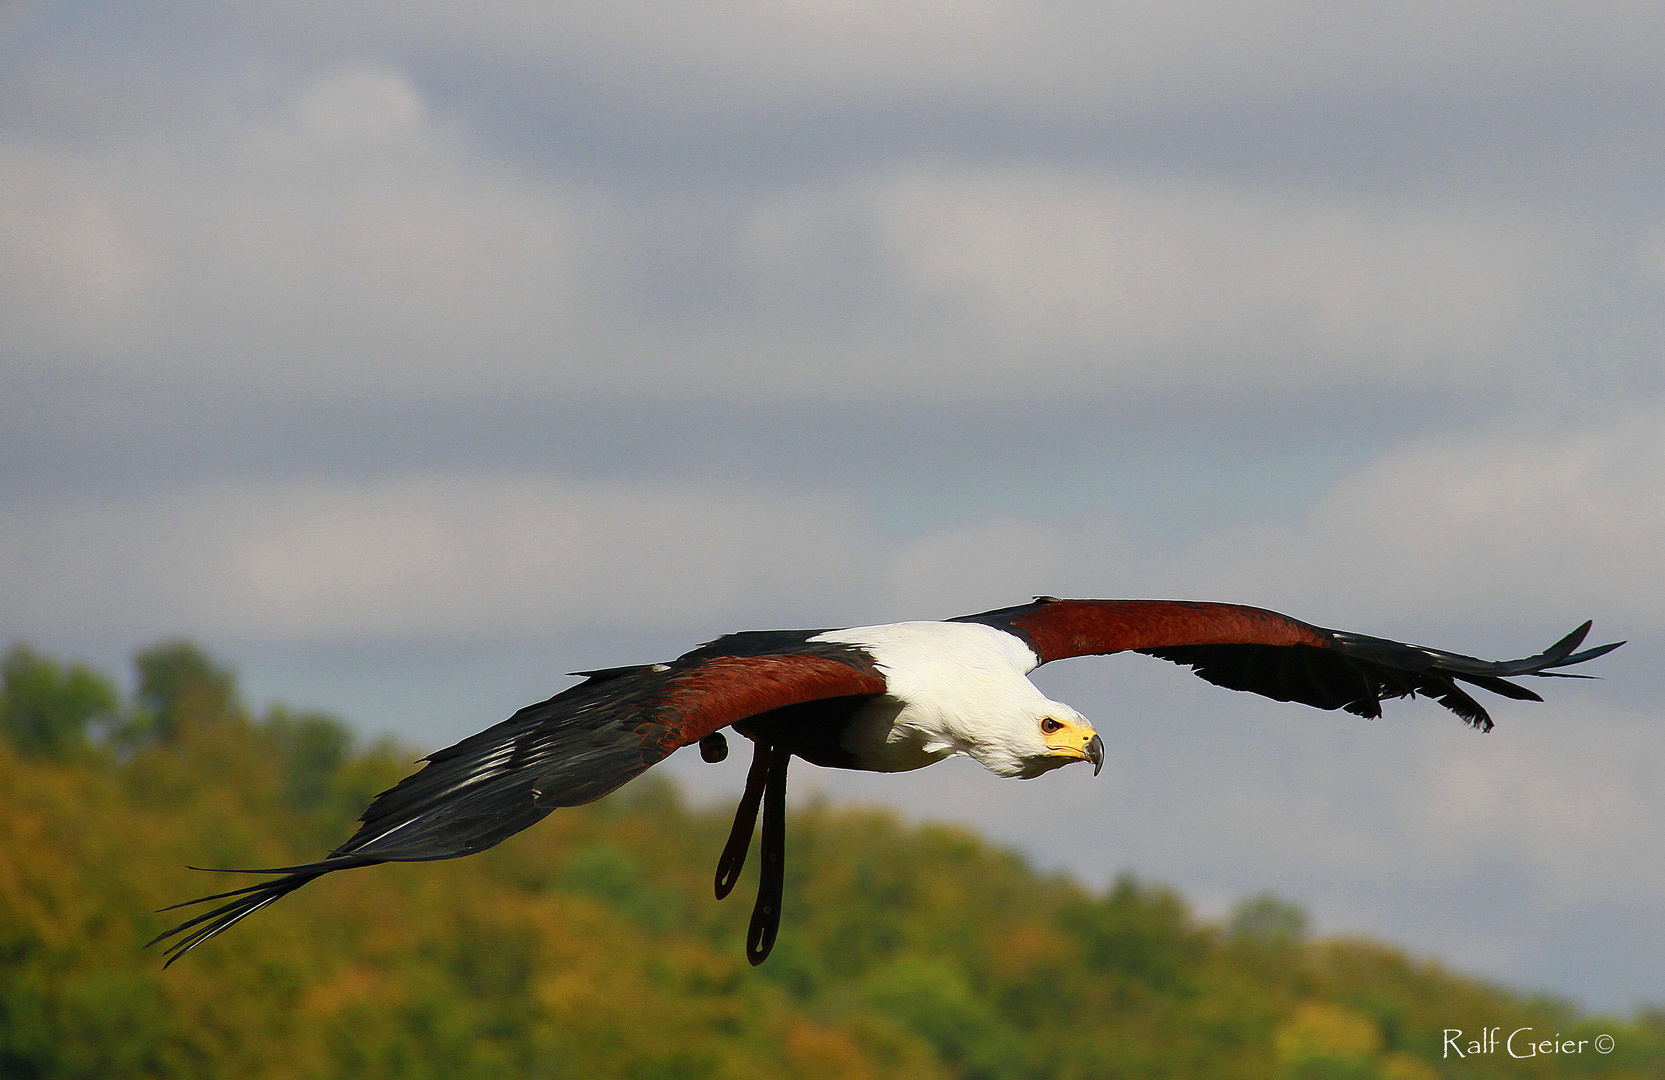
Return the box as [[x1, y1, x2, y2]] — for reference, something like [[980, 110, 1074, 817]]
[[1039, 717, 1063, 734]]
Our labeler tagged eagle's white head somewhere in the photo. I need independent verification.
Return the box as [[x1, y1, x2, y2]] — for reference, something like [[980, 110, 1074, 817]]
[[939, 686, 1102, 778], [813, 620, 1105, 778], [989, 704, 1104, 779]]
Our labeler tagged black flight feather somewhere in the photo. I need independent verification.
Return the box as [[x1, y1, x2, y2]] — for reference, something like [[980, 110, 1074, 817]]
[[1140, 621, 1623, 733]]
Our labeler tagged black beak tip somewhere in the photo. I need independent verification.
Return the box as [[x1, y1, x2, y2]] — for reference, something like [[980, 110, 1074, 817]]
[[1086, 734, 1104, 776]]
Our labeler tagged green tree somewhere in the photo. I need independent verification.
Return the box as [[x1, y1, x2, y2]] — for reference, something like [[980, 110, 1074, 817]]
[[0, 644, 118, 759], [1231, 892, 1310, 945], [262, 705, 355, 812], [131, 639, 240, 744]]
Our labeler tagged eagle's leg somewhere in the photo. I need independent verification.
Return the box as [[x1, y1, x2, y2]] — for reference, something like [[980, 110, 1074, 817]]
[[714, 737, 770, 900], [746, 743, 791, 966]]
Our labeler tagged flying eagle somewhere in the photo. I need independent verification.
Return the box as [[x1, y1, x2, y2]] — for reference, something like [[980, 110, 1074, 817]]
[[152, 597, 1621, 966]]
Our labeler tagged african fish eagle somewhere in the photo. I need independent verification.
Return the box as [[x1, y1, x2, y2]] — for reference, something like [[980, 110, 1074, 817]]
[[152, 597, 1621, 966]]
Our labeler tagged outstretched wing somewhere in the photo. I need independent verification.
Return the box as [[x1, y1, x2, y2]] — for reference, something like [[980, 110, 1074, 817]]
[[340, 648, 885, 864], [151, 644, 885, 964], [956, 598, 1623, 731]]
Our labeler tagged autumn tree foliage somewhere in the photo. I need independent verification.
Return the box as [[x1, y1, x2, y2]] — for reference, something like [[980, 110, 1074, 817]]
[[1, 640, 1661, 1079]]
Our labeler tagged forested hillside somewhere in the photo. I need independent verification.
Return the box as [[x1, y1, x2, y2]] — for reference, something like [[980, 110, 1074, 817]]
[[3, 641, 1661, 1080]]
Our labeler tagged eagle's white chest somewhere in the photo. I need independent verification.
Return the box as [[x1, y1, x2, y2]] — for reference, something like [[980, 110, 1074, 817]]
[[809, 621, 1048, 774]]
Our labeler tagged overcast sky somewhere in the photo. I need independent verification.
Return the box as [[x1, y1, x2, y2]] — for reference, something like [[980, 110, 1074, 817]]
[[4, 0, 1662, 1014]]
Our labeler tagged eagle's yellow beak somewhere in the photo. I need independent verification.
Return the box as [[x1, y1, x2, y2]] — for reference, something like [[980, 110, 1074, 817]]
[[1043, 719, 1104, 776]]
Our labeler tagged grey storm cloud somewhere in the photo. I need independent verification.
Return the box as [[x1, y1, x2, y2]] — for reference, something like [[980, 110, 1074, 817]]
[[0, 64, 1613, 411], [99, 0, 1665, 114]]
